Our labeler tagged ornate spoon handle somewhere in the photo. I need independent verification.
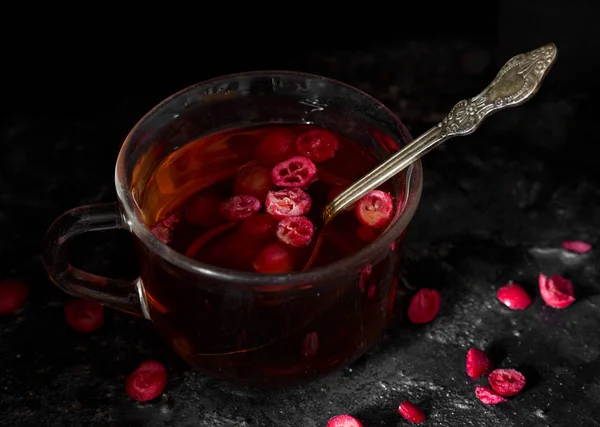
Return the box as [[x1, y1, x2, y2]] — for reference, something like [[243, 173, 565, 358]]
[[323, 43, 558, 224]]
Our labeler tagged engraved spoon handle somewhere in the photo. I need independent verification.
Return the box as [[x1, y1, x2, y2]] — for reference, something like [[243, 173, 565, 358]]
[[323, 43, 558, 224]]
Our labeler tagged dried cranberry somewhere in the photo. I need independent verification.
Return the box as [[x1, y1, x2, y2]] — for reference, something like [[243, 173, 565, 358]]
[[219, 195, 261, 222], [488, 368, 526, 397], [276, 216, 315, 248], [327, 414, 363, 427], [398, 400, 426, 423], [125, 360, 167, 402], [150, 214, 179, 244], [184, 193, 222, 227], [302, 331, 319, 357], [233, 163, 274, 200], [466, 348, 493, 379], [271, 156, 317, 188], [64, 299, 104, 333], [295, 128, 339, 163], [237, 214, 278, 241], [355, 190, 393, 228], [358, 264, 372, 292], [538, 274, 575, 309], [265, 188, 312, 219], [0, 278, 28, 315], [254, 128, 297, 165], [253, 243, 294, 273], [475, 385, 507, 404], [496, 283, 532, 310], [407, 289, 441, 324], [562, 240, 592, 254]]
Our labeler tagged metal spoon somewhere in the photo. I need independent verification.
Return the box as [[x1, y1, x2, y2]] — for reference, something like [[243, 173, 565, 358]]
[[323, 43, 558, 224]]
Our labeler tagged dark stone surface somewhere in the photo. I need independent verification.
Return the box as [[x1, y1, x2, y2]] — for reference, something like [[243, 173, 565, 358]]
[[1, 39, 599, 426]]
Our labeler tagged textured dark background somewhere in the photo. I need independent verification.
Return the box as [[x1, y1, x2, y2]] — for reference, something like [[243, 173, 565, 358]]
[[1, 2, 600, 426]]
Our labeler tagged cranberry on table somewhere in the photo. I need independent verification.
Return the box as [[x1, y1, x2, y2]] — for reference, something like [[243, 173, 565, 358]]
[[295, 128, 339, 163], [237, 214, 278, 241], [270, 156, 317, 188], [0, 278, 29, 315], [276, 216, 315, 248], [64, 299, 104, 333], [265, 188, 312, 219], [488, 368, 526, 397], [496, 282, 532, 310], [407, 288, 441, 324], [327, 414, 363, 427], [253, 128, 297, 165], [253, 243, 294, 273], [219, 195, 261, 222], [355, 190, 393, 228], [398, 400, 426, 423], [125, 360, 168, 402], [538, 273, 575, 309], [184, 193, 223, 227], [561, 240, 592, 253], [475, 385, 507, 404], [233, 163, 274, 200], [466, 348, 493, 379]]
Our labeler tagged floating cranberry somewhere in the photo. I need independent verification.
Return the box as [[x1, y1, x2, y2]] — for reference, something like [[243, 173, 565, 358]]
[[64, 299, 104, 333], [562, 240, 592, 254], [302, 331, 319, 357], [237, 214, 278, 241], [184, 193, 222, 227], [233, 163, 274, 200], [398, 400, 426, 423], [0, 278, 29, 315], [219, 195, 261, 222], [327, 414, 363, 427], [271, 156, 317, 188], [496, 283, 532, 310], [466, 348, 494, 379], [125, 360, 168, 402], [538, 274, 575, 309], [488, 368, 526, 397], [276, 216, 315, 248], [295, 128, 339, 163], [254, 128, 297, 165], [253, 243, 294, 273], [265, 188, 312, 219], [356, 225, 379, 243], [355, 190, 393, 228], [150, 213, 179, 244], [475, 385, 507, 404], [407, 289, 441, 324]]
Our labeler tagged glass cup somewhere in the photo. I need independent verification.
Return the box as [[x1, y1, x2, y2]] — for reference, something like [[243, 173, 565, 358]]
[[43, 71, 423, 387]]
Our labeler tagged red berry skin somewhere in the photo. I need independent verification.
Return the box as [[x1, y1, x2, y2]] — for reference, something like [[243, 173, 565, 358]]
[[265, 188, 312, 219], [276, 216, 315, 248], [253, 243, 294, 273], [466, 348, 494, 379], [270, 156, 317, 188], [398, 401, 426, 423], [407, 289, 441, 324], [125, 360, 168, 402], [562, 240, 592, 253], [0, 279, 29, 315], [475, 385, 508, 404], [254, 128, 297, 165], [237, 214, 278, 242], [326, 414, 363, 427], [295, 128, 339, 163], [496, 283, 532, 310], [219, 195, 261, 222], [355, 190, 394, 228], [233, 163, 274, 200], [184, 194, 223, 228], [539, 274, 575, 309], [64, 299, 104, 333], [488, 368, 526, 397]]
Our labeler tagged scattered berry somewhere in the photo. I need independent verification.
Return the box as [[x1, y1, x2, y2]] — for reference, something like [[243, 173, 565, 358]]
[[398, 400, 426, 423], [125, 360, 168, 402], [0, 278, 29, 315], [237, 214, 278, 242], [253, 243, 294, 273], [219, 195, 261, 222], [276, 216, 315, 248], [407, 289, 441, 324], [295, 128, 339, 163], [233, 163, 274, 200], [254, 128, 297, 165], [150, 214, 179, 244], [355, 190, 393, 228], [327, 414, 363, 427], [475, 385, 507, 404], [488, 368, 526, 397], [562, 240, 592, 254], [271, 156, 317, 188], [496, 283, 532, 310], [539, 274, 575, 309], [184, 193, 223, 227], [466, 348, 494, 379], [265, 188, 312, 219], [64, 299, 104, 333], [302, 331, 319, 357]]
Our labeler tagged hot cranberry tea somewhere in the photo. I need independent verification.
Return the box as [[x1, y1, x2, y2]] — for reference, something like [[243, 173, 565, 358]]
[[135, 124, 406, 385]]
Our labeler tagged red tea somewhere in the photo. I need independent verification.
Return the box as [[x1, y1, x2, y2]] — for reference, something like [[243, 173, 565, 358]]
[[134, 124, 405, 385]]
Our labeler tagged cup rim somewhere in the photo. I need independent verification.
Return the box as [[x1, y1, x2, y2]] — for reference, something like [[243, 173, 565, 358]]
[[116, 70, 423, 285]]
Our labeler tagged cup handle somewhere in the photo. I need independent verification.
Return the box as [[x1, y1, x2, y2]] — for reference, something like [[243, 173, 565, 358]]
[[43, 202, 148, 318]]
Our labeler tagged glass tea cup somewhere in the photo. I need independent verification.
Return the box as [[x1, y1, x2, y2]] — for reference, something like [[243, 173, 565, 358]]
[[43, 71, 423, 387]]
